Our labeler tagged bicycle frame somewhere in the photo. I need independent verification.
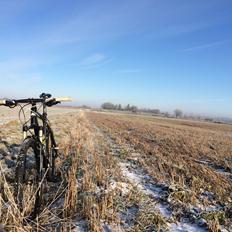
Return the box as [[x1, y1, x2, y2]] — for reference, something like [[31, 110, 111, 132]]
[[0, 93, 71, 178], [22, 102, 58, 176]]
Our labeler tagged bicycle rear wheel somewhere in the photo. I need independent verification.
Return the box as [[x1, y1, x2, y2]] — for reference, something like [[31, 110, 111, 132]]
[[15, 138, 44, 219]]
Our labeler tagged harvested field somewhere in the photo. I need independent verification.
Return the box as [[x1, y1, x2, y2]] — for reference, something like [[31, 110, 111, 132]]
[[0, 109, 231, 231], [87, 111, 232, 232]]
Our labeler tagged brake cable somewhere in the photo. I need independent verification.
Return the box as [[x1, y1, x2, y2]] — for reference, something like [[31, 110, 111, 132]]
[[18, 103, 30, 126]]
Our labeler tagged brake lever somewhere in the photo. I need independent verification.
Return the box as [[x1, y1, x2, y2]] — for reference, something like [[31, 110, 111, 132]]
[[6, 100, 17, 108]]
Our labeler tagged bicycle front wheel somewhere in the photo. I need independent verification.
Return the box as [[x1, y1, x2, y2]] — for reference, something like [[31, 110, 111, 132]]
[[15, 138, 44, 219]]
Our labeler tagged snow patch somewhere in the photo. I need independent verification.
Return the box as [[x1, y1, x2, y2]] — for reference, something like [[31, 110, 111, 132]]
[[156, 203, 172, 218], [196, 159, 232, 182], [74, 220, 87, 232], [105, 180, 131, 195], [169, 222, 207, 232], [102, 222, 124, 232], [119, 162, 172, 218], [119, 162, 208, 232]]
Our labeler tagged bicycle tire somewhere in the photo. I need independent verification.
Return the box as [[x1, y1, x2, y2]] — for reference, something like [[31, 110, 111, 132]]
[[46, 126, 58, 180], [15, 137, 44, 219]]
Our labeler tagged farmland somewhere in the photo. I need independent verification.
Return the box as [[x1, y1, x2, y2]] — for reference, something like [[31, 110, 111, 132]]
[[0, 109, 232, 231]]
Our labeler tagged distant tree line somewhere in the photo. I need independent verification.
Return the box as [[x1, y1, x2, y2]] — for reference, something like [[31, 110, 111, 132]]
[[138, 108, 161, 114], [101, 102, 138, 113], [101, 103, 165, 115], [101, 102, 232, 124], [101, 102, 186, 119]]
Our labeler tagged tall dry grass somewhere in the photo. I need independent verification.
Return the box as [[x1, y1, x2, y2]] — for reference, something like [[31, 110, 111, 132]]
[[60, 111, 121, 231]]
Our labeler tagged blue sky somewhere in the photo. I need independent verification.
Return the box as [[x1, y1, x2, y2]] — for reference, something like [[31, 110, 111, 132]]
[[0, 0, 232, 117]]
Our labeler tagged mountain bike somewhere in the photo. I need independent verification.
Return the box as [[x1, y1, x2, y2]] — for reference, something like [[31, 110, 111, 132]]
[[0, 93, 71, 219]]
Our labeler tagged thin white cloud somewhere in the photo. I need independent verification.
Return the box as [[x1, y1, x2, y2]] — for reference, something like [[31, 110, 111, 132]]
[[80, 53, 109, 67], [183, 40, 228, 52], [81, 59, 113, 71]]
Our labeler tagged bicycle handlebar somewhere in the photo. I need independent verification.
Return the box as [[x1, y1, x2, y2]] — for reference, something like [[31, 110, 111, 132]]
[[0, 96, 72, 107]]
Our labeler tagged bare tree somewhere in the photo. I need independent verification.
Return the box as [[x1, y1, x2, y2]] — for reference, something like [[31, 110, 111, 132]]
[[164, 112, 170, 118], [131, 105, 138, 113], [151, 109, 160, 114], [125, 104, 131, 111], [118, 104, 122, 111], [174, 109, 183, 118], [101, 102, 115, 110]]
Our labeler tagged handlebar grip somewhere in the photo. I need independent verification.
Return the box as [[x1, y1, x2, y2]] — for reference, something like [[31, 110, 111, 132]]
[[45, 97, 72, 106], [55, 97, 72, 102], [0, 99, 6, 106]]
